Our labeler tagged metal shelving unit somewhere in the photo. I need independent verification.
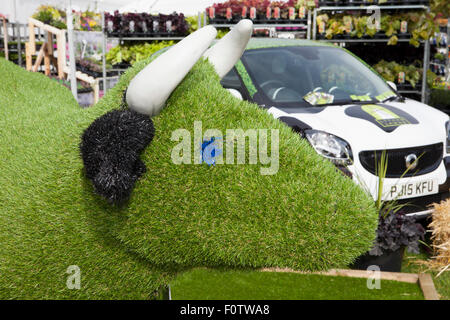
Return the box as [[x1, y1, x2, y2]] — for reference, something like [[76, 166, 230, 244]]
[[429, 19, 449, 81], [312, 5, 431, 103], [447, 19, 450, 81], [435, 19, 450, 81], [0, 20, 29, 67]]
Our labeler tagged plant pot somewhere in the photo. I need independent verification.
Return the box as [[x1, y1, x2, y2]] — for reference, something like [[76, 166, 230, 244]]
[[78, 87, 93, 94], [349, 247, 405, 272], [112, 62, 131, 70], [398, 32, 412, 40], [362, 34, 374, 40], [211, 17, 226, 25]]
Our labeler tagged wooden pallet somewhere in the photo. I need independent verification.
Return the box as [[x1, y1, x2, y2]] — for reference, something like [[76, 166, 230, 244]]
[[26, 17, 66, 79], [63, 66, 100, 104]]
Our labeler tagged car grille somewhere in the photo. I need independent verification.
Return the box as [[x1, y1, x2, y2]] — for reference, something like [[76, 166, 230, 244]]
[[359, 143, 443, 178]]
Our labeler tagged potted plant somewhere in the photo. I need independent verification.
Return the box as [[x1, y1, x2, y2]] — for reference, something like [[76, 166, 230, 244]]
[[350, 151, 426, 272], [372, 59, 426, 91], [429, 77, 450, 111], [104, 11, 122, 36], [32, 5, 67, 29], [350, 210, 425, 272], [317, 12, 438, 46]]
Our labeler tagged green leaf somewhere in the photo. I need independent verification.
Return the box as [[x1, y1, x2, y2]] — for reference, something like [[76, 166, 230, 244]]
[[409, 38, 420, 48], [387, 35, 398, 46]]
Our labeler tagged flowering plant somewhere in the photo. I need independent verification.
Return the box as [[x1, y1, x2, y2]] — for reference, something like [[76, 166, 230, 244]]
[[32, 5, 66, 29], [74, 10, 102, 31], [207, 0, 316, 22], [104, 11, 189, 36]]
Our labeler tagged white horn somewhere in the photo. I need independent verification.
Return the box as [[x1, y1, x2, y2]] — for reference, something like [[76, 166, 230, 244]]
[[126, 25, 217, 116], [203, 19, 253, 79]]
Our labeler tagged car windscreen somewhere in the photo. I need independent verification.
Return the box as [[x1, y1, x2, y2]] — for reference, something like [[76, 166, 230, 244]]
[[240, 46, 395, 108]]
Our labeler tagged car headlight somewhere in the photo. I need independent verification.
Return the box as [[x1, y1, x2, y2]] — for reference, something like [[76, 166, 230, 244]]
[[304, 130, 353, 165], [446, 120, 450, 153]]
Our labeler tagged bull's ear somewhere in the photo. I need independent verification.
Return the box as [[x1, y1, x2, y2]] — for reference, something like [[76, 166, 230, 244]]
[[203, 19, 253, 79], [126, 25, 217, 116]]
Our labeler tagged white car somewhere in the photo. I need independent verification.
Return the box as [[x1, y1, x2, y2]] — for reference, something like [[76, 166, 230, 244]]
[[221, 38, 450, 218]]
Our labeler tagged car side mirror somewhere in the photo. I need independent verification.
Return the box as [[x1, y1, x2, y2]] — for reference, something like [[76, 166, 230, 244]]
[[386, 81, 397, 92], [227, 88, 243, 100]]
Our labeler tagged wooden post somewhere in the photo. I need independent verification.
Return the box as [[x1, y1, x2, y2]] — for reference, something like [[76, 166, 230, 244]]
[[2, 17, 8, 60], [28, 20, 35, 55], [25, 42, 32, 70], [93, 79, 100, 104], [418, 273, 440, 300], [47, 32, 54, 55], [43, 32, 51, 75], [261, 267, 420, 283], [56, 31, 66, 79], [32, 44, 45, 72], [44, 51, 50, 75]]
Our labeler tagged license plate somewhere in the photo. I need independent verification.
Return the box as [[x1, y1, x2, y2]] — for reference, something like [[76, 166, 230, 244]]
[[385, 179, 438, 200]]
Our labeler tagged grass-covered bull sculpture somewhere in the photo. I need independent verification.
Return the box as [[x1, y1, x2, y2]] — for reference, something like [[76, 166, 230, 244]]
[[0, 21, 378, 299]]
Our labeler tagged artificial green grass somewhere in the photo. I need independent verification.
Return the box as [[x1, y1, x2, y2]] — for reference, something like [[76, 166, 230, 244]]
[[170, 268, 424, 300], [0, 50, 378, 299], [103, 57, 378, 271]]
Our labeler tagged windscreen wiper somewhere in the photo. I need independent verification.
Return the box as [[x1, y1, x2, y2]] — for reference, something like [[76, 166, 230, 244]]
[[383, 95, 405, 103], [310, 99, 379, 107]]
